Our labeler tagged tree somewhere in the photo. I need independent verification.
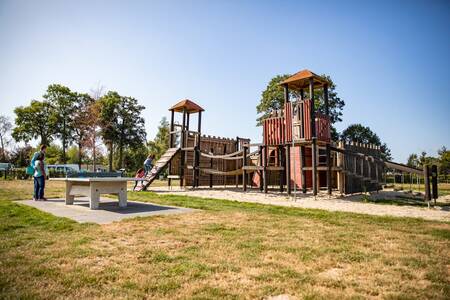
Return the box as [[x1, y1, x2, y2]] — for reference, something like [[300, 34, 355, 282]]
[[147, 117, 170, 160], [121, 143, 148, 172], [256, 74, 345, 140], [340, 123, 392, 160], [43, 84, 77, 164], [12, 100, 56, 145], [256, 75, 293, 125], [406, 153, 419, 168], [66, 146, 80, 164], [44, 144, 62, 165], [9, 145, 34, 168], [438, 146, 450, 176], [98, 91, 146, 171], [0, 115, 12, 161], [72, 93, 95, 169], [87, 84, 104, 171]]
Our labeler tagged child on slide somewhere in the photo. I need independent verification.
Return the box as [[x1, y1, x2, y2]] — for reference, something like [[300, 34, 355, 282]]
[[133, 168, 145, 191], [143, 154, 155, 176]]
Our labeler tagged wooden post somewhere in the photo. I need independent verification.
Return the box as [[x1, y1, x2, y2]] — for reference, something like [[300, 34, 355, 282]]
[[431, 165, 438, 204], [209, 148, 213, 188], [168, 109, 175, 188], [243, 145, 248, 192], [235, 137, 239, 188], [285, 145, 291, 194], [300, 146, 306, 193], [310, 78, 318, 196], [424, 165, 431, 202], [300, 89, 305, 139], [223, 144, 227, 187], [259, 145, 263, 191], [180, 110, 186, 188], [263, 146, 268, 193], [196, 111, 202, 187], [192, 144, 198, 188], [186, 112, 190, 131], [324, 83, 332, 195], [279, 146, 284, 192]]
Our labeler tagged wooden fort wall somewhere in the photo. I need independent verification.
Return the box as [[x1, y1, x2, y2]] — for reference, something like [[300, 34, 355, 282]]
[[169, 134, 249, 186]]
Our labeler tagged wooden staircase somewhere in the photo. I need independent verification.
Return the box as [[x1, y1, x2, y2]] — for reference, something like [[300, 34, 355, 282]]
[[137, 148, 180, 191]]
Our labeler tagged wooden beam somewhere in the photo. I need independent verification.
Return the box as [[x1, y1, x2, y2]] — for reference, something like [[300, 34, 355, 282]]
[[263, 146, 268, 193], [286, 145, 291, 194], [424, 165, 431, 202], [259, 146, 263, 191], [300, 145, 306, 193], [310, 78, 317, 196], [243, 146, 248, 192]]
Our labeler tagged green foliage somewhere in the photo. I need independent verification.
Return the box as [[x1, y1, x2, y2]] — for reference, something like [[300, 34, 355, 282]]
[[438, 147, 450, 176], [43, 84, 78, 163], [340, 123, 392, 160], [256, 74, 292, 125], [9, 145, 34, 167], [44, 144, 62, 165], [71, 93, 96, 168], [66, 146, 79, 164], [406, 146, 450, 176], [148, 117, 170, 160], [406, 153, 419, 168], [12, 100, 57, 145], [98, 91, 146, 170], [256, 74, 345, 139], [120, 143, 148, 172], [0, 115, 13, 161]]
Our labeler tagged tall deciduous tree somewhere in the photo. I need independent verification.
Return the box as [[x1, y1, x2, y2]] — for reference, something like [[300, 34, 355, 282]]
[[438, 147, 450, 176], [147, 117, 170, 160], [98, 91, 146, 171], [256, 74, 345, 140], [0, 115, 13, 161], [406, 153, 419, 168], [340, 123, 392, 160], [88, 84, 104, 171], [72, 93, 95, 169], [43, 84, 77, 164], [12, 100, 56, 146]]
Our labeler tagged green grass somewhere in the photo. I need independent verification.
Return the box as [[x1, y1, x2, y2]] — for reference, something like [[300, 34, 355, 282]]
[[0, 180, 449, 299]]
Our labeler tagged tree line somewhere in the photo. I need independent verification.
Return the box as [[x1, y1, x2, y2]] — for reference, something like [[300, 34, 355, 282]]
[[0, 84, 170, 172]]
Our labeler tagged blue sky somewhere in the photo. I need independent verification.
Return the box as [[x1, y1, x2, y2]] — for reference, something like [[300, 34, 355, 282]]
[[0, 0, 449, 163]]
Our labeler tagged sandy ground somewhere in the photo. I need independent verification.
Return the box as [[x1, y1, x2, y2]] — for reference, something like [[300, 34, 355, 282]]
[[148, 186, 450, 222]]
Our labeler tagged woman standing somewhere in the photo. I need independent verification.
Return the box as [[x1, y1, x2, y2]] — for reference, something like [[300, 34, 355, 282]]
[[31, 145, 47, 201], [33, 154, 46, 201]]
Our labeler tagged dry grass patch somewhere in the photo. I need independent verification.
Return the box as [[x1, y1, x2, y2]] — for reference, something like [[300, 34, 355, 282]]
[[0, 180, 449, 299]]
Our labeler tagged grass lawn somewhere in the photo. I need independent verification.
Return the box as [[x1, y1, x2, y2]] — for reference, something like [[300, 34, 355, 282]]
[[392, 182, 450, 197], [0, 180, 449, 299]]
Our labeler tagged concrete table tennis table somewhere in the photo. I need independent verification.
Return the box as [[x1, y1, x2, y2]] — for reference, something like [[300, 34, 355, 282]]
[[52, 177, 139, 210]]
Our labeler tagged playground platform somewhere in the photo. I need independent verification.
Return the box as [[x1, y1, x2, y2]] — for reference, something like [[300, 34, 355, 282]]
[[17, 197, 195, 224]]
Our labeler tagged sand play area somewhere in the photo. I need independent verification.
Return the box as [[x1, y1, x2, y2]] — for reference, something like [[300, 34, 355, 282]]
[[148, 186, 450, 222]]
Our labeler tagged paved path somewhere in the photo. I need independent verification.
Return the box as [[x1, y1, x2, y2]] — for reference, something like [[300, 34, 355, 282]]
[[18, 197, 194, 224], [149, 187, 450, 222]]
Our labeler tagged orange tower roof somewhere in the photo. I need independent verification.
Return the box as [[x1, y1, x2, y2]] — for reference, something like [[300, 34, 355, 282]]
[[281, 69, 329, 90], [170, 99, 204, 113]]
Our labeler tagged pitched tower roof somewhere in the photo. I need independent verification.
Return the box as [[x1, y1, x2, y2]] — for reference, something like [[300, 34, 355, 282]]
[[281, 69, 329, 90], [170, 99, 204, 113]]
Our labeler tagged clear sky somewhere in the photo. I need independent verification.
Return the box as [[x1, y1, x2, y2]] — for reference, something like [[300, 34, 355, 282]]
[[0, 0, 449, 163]]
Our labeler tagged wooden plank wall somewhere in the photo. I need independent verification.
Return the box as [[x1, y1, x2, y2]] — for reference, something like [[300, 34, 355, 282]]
[[342, 142, 382, 194], [184, 134, 242, 186]]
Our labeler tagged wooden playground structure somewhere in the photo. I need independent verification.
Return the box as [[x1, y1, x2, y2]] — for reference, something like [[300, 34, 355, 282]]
[[139, 69, 439, 202]]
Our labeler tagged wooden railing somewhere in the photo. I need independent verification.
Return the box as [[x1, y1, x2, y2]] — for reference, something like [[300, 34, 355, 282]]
[[262, 99, 330, 145]]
